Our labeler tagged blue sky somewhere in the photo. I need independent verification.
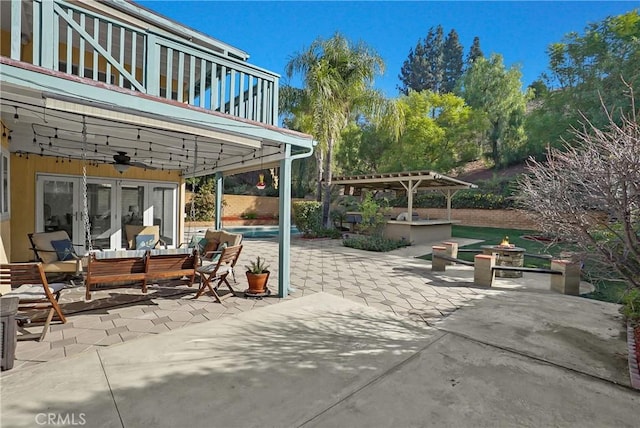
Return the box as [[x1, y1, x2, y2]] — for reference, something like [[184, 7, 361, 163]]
[[139, 1, 639, 97]]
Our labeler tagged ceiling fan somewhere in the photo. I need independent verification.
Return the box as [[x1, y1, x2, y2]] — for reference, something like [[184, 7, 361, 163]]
[[112, 151, 156, 173]]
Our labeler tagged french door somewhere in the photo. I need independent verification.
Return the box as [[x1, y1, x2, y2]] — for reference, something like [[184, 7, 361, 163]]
[[36, 174, 178, 253]]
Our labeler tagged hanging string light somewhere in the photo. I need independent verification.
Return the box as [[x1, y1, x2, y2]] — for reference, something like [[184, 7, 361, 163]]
[[256, 145, 266, 190]]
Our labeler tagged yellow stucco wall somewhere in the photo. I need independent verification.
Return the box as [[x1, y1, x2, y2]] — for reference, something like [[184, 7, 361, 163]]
[[10, 154, 183, 262]]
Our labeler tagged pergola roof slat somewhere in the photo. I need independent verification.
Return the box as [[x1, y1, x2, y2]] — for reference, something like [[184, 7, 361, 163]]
[[332, 170, 476, 191]]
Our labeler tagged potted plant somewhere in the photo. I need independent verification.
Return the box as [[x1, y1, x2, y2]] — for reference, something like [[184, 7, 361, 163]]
[[245, 256, 270, 295]]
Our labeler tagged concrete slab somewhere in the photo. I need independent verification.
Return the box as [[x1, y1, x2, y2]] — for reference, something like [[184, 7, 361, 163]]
[[1, 293, 441, 428], [305, 333, 640, 428], [434, 291, 630, 386], [0, 352, 122, 428]]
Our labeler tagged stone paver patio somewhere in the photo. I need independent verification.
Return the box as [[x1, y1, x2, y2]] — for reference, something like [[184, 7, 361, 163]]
[[6, 236, 576, 371]]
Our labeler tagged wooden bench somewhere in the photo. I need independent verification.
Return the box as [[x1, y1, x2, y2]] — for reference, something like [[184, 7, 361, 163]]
[[84, 250, 199, 300], [145, 251, 198, 288], [85, 254, 147, 300]]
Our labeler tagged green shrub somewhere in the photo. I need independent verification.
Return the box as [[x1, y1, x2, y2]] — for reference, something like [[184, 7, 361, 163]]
[[359, 193, 389, 236], [241, 210, 258, 219], [343, 235, 410, 252], [305, 227, 343, 239], [292, 201, 322, 235], [389, 189, 513, 210], [621, 288, 640, 325]]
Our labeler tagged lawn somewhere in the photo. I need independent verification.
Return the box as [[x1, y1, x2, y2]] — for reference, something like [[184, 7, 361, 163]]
[[421, 225, 629, 304]]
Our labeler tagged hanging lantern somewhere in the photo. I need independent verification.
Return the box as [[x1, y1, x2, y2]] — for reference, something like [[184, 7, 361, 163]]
[[256, 173, 266, 190]]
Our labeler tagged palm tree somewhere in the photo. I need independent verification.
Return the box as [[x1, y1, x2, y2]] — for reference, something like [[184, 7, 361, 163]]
[[285, 33, 385, 226]]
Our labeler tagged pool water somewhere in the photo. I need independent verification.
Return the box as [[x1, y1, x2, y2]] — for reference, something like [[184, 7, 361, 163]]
[[225, 226, 301, 239]]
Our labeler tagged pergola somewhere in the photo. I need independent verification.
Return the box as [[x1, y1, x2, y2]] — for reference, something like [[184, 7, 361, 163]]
[[332, 170, 477, 220]]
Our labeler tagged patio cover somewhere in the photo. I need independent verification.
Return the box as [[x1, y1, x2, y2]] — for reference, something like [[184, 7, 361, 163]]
[[332, 171, 477, 220]]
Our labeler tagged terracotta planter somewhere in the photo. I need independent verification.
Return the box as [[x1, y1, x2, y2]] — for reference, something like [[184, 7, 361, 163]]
[[246, 271, 270, 294]]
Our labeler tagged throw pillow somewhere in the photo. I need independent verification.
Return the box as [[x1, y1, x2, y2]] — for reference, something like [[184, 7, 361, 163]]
[[203, 238, 219, 255], [217, 242, 228, 251], [197, 238, 209, 254], [51, 239, 76, 261], [135, 234, 156, 250]]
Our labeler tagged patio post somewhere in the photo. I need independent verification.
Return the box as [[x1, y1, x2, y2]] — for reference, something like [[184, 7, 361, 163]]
[[278, 144, 293, 297], [447, 189, 452, 220], [214, 172, 223, 230], [407, 179, 413, 220]]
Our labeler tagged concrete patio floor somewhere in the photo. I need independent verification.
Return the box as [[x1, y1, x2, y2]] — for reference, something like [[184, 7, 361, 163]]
[[1, 237, 638, 427]]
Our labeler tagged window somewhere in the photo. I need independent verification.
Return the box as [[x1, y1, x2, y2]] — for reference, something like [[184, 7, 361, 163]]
[[0, 149, 9, 219]]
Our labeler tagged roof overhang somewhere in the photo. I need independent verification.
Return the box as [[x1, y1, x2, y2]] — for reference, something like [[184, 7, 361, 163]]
[[0, 59, 314, 177]]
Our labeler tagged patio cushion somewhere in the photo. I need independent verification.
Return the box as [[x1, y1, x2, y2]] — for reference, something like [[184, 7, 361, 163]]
[[51, 239, 75, 261], [6, 282, 66, 300], [125, 225, 160, 250], [187, 235, 208, 254], [203, 238, 219, 254], [30, 231, 72, 264], [135, 234, 156, 250]]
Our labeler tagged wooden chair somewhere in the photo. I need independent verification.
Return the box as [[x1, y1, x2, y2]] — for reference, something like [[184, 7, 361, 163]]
[[28, 231, 85, 278], [0, 263, 67, 341], [194, 245, 243, 302]]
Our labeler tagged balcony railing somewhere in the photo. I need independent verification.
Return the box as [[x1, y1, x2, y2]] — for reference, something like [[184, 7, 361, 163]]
[[2, 0, 278, 125]]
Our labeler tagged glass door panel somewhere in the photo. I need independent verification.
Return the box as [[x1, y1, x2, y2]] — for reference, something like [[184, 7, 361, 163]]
[[86, 182, 113, 250], [41, 178, 77, 240], [120, 184, 145, 248], [153, 186, 176, 246]]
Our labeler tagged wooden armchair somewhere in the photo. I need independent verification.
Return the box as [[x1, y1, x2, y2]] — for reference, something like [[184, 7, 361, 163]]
[[195, 245, 243, 302], [0, 263, 67, 341], [28, 231, 85, 277]]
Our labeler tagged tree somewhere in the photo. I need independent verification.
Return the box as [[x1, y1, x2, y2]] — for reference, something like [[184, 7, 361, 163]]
[[442, 29, 464, 93], [398, 25, 445, 94], [285, 33, 385, 226], [457, 54, 530, 167], [466, 36, 483, 68], [517, 94, 640, 290], [397, 41, 429, 95], [279, 85, 318, 197], [526, 11, 640, 155], [378, 91, 484, 172]]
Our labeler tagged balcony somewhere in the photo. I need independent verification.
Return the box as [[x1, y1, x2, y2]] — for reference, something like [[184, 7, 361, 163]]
[[1, 0, 279, 125]]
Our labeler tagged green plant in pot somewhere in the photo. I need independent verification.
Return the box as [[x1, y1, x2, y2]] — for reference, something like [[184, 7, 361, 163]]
[[245, 256, 270, 295]]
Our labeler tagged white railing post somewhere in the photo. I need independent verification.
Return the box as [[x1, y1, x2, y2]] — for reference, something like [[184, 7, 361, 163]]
[[145, 33, 160, 96], [40, 0, 55, 68]]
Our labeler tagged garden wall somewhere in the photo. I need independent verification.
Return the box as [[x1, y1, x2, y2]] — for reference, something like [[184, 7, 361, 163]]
[[188, 194, 541, 231]]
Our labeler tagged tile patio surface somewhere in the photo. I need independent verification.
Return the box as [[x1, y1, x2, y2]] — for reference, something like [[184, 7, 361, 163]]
[[8, 236, 497, 369], [5, 236, 600, 371]]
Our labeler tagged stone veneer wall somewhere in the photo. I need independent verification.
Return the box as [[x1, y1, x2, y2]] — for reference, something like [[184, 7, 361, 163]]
[[388, 208, 540, 231]]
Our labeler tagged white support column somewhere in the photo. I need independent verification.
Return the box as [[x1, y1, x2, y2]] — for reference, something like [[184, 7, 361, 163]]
[[447, 189, 452, 220], [214, 172, 223, 230], [278, 145, 293, 297]]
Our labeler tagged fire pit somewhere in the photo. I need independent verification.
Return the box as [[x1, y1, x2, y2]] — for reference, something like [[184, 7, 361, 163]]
[[481, 236, 526, 278]]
